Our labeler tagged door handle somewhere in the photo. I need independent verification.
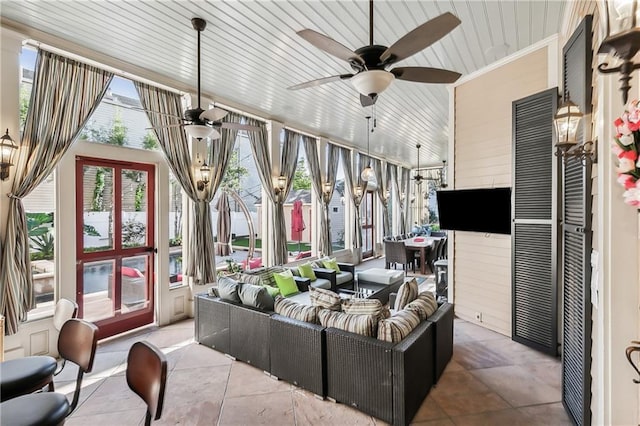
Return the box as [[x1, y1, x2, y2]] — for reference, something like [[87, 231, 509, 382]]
[[144, 247, 157, 254], [625, 340, 640, 384]]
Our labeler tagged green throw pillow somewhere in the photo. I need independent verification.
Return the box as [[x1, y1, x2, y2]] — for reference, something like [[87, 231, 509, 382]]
[[298, 262, 317, 281], [264, 285, 281, 298], [322, 258, 340, 272], [274, 269, 299, 297]]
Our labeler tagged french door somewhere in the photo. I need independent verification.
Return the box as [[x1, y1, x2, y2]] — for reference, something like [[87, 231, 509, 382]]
[[76, 157, 155, 339], [362, 191, 375, 259]]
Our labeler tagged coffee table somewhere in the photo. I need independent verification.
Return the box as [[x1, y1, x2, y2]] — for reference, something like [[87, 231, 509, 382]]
[[337, 279, 404, 305]]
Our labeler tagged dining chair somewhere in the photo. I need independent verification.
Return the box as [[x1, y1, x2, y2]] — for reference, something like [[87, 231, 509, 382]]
[[0, 319, 99, 426], [384, 240, 415, 273], [0, 298, 78, 402], [127, 341, 168, 425]]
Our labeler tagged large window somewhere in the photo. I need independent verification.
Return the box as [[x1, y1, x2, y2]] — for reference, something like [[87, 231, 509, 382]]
[[169, 171, 183, 288], [329, 146, 346, 252]]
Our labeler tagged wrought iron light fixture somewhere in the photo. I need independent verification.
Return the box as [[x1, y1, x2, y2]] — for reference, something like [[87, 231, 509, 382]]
[[361, 116, 376, 182], [598, 0, 640, 104], [553, 95, 595, 164], [413, 144, 447, 188], [0, 129, 18, 181], [197, 162, 211, 191], [274, 175, 287, 201], [354, 185, 364, 199]]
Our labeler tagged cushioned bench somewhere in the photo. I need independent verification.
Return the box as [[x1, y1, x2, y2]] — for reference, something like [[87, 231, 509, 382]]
[[357, 268, 404, 287]]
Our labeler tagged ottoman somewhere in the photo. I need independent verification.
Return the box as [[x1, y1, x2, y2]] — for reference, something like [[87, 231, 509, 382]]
[[356, 268, 405, 304]]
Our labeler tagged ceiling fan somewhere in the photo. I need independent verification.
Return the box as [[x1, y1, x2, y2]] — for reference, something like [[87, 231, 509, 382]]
[[288, 0, 462, 107], [412, 143, 447, 187], [148, 18, 259, 140]]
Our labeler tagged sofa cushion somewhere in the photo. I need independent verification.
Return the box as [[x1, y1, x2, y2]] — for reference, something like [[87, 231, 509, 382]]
[[217, 276, 242, 303], [298, 262, 317, 281], [318, 309, 378, 337], [322, 257, 341, 272], [237, 273, 263, 286], [274, 296, 319, 323], [243, 266, 284, 287], [341, 298, 389, 320], [309, 287, 341, 311], [336, 271, 353, 286], [274, 269, 299, 297], [394, 278, 419, 311], [309, 278, 332, 290], [264, 285, 281, 298], [404, 292, 438, 321], [238, 283, 274, 311], [377, 309, 421, 343]]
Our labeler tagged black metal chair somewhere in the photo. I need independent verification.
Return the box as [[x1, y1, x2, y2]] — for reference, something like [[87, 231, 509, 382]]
[[384, 240, 415, 273], [127, 341, 168, 426], [0, 298, 78, 402], [0, 319, 99, 426]]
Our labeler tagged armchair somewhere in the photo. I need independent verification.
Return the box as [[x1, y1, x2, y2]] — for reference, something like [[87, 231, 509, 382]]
[[313, 262, 355, 292]]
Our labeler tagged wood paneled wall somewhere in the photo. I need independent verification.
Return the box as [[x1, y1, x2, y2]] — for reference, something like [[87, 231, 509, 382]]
[[453, 47, 551, 335]]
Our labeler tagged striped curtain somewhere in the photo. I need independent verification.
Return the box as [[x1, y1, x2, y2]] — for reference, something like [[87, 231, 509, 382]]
[[0, 50, 113, 334], [373, 159, 391, 237], [401, 167, 411, 233], [246, 120, 299, 265], [302, 137, 338, 256], [340, 147, 365, 248]]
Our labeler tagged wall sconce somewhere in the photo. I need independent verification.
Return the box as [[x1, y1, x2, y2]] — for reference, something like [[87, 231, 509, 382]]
[[322, 181, 332, 196], [553, 96, 596, 164], [354, 185, 363, 199], [0, 129, 18, 181], [274, 175, 287, 201], [196, 162, 211, 191], [598, 0, 640, 104]]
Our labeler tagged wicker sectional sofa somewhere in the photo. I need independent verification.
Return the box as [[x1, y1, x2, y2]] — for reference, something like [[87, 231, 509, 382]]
[[195, 290, 454, 425]]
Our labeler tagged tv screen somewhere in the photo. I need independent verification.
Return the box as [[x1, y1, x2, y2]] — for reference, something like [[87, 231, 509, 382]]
[[436, 187, 512, 235]]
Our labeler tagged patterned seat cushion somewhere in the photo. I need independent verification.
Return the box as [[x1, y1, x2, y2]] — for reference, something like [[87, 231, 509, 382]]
[[309, 287, 341, 311], [393, 278, 419, 311], [318, 309, 378, 337], [242, 266, 285, 287], [274, 295, 320, 324], [404, 292, 438, 321], [341, 298, 390, 320], [377, 309, 421, 343]]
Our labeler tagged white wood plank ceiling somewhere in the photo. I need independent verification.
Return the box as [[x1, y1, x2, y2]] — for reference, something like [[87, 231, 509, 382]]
[[0, 1, 565, 168]]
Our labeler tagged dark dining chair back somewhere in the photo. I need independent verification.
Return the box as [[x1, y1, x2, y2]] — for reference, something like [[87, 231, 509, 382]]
[[0, 319, 98, 426], [126, 341, 167, 426]]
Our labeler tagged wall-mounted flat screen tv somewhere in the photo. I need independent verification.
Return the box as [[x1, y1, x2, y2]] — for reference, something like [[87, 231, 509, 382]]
[[436, 187, 512, 235]]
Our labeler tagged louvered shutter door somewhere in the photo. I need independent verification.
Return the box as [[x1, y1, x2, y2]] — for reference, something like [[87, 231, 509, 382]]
[[512, 88, 558, 355], [561, 15, 593, 426]]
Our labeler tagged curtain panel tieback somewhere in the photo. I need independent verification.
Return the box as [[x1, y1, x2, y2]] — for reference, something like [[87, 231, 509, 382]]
[[6, 194, 21, 200]]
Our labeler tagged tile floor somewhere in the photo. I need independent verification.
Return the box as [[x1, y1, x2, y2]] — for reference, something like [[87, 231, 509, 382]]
[[53, 259, 571, 425]]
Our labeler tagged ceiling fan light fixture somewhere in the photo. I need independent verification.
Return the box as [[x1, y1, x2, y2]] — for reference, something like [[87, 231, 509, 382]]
[[184, 124, 216, 140], [351, 70, 395, 97]]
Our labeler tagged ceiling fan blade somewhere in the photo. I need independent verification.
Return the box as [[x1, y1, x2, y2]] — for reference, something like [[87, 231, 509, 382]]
[[380, 12, 461, 64], [360, 93, 378, 107], [200, 107, 228, 122], [297, 29, 364, 65], [145, 124, 185, 130], [131, 106, 184, 120], [391, 67, 461, 84], [220, 122, 261, 132], [287, 74, 353, 91]]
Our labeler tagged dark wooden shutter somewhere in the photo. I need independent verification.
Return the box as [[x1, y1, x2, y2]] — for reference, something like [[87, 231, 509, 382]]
[[512, 88, 558, 356], [561, 15, 593, 426]]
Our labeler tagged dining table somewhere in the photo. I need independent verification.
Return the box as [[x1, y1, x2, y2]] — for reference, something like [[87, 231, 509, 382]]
[[404, 236, 442, 275]]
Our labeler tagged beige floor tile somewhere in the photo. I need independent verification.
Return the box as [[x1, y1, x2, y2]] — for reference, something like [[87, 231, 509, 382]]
[[454, 322, 505, 344], [54, 350, 128, 381], [98, 328, 153, 353], [470, 365, 561, 407], [452, 341, 512, 370], [173, 343, 232, 370], [155, 399, 223, 426], [145, 327, 195, 348], [54, 376, 105, 411], [164, 365, 230, 405], [410, 394, 449, 423], [225, 361, 292, 398], [71, 375, 146, 417], [411, 419, 455, 426], [429, 371, 491, 397], [441, 359, 465, 374], [218, 390, 295, 425], [450, 408, 531, 426], [66, 408, 145, 426], [292, 388, 376, 425], [517, 402, 573, 425], [432, 391, 510, 417]]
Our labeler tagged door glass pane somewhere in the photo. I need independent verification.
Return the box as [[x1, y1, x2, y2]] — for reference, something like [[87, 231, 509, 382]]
[[121, 169, 148, 248], [83, 165, 114, 252], [122, 255, 150, 314], [82, 260, 115, 322]]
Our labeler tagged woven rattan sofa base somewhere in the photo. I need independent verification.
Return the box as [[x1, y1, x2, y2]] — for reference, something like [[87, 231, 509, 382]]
[[270, 314, 326, 397], [325, 321, 434, 426], [426, 303, 454, 382], [195, 295, 230, 353]]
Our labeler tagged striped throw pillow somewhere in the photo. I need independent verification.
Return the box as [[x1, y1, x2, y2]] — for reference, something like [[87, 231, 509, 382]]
[[394, 278, 419, 311], [309, 287, 342, 311], [405, 292, 438, 320], [377, 309, 421, 343], [274, 296, 320, 324], [341, 298, 388, 320], [238, 273, 263, 286], [318, 309, 378, 337], [243, 266, 284, 287]]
